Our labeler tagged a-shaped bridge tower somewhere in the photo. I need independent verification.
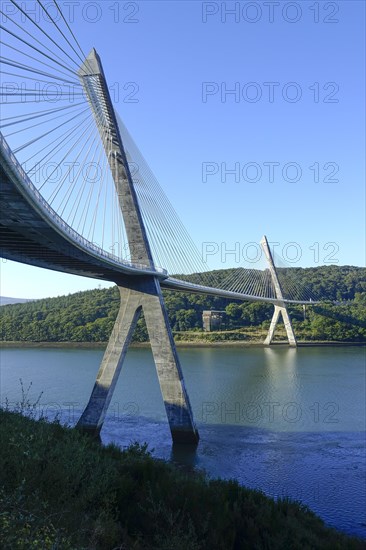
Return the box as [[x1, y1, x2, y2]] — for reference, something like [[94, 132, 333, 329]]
[[261, 235, 297, 347], [76, 50, 199, 444]]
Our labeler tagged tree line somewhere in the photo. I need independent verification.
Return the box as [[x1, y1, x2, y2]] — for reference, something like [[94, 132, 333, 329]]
[[1, 265, 365, 343]]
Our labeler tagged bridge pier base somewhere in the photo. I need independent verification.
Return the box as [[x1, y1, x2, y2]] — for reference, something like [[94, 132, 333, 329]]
[[264, 304, 297, 347], [76, 280, 199, 445]]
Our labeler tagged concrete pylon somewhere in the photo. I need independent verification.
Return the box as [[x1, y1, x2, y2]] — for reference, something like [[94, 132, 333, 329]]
[[260, 236, 297, 347], [76, 49, 199, 444]]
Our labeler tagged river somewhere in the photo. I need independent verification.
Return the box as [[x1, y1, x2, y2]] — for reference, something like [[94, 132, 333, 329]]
[[0, 345, 365, 538]]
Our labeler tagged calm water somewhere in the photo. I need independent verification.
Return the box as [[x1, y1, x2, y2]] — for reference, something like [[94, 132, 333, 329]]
[[1, 345, 365, 538]]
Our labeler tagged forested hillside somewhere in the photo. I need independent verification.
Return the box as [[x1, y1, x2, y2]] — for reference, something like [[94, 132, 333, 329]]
[[1, 266, 365, 343]]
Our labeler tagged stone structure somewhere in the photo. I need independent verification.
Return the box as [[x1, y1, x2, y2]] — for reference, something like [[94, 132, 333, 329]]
[[202, 310, 226, 332]]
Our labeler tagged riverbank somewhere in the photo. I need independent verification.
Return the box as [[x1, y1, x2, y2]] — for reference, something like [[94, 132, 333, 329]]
[[1, 340, 365, 349], [0, 408, 364, 549]]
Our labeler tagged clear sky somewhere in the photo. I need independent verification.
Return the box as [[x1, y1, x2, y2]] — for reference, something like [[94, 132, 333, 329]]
[[1, 0, 365, 299]]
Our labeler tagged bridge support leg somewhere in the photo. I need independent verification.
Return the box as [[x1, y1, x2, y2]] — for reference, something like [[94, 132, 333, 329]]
[[77, 281, 199, 445], [264, 304, 297, 347]]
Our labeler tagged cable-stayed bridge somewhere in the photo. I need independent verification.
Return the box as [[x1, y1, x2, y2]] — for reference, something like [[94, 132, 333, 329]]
[[0, 2, 323, 444]]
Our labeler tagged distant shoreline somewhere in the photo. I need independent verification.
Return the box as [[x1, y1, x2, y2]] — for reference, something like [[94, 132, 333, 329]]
[[1, 340, 365, 349]]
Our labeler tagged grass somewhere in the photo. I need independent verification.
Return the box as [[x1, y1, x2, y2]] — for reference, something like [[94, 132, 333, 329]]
[[0, 405, 364, 549]]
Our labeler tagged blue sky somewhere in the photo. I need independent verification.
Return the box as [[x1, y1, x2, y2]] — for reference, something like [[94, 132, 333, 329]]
[[1, 0, 365, 298]]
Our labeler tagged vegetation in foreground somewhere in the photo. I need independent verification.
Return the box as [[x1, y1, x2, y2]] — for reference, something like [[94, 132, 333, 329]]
[[0, 408, 364, 549], [1, 265, 366, 344]]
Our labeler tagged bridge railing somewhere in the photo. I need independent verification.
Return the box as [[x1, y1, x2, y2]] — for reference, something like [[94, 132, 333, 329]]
[[0, 133, 167, 277]]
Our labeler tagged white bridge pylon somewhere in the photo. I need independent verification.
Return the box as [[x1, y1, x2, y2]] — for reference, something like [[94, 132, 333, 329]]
[[260, 235, 297, 347]]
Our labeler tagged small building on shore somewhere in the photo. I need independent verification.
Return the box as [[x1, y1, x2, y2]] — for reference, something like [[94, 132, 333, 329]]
[[202, 310, 226, 332]]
